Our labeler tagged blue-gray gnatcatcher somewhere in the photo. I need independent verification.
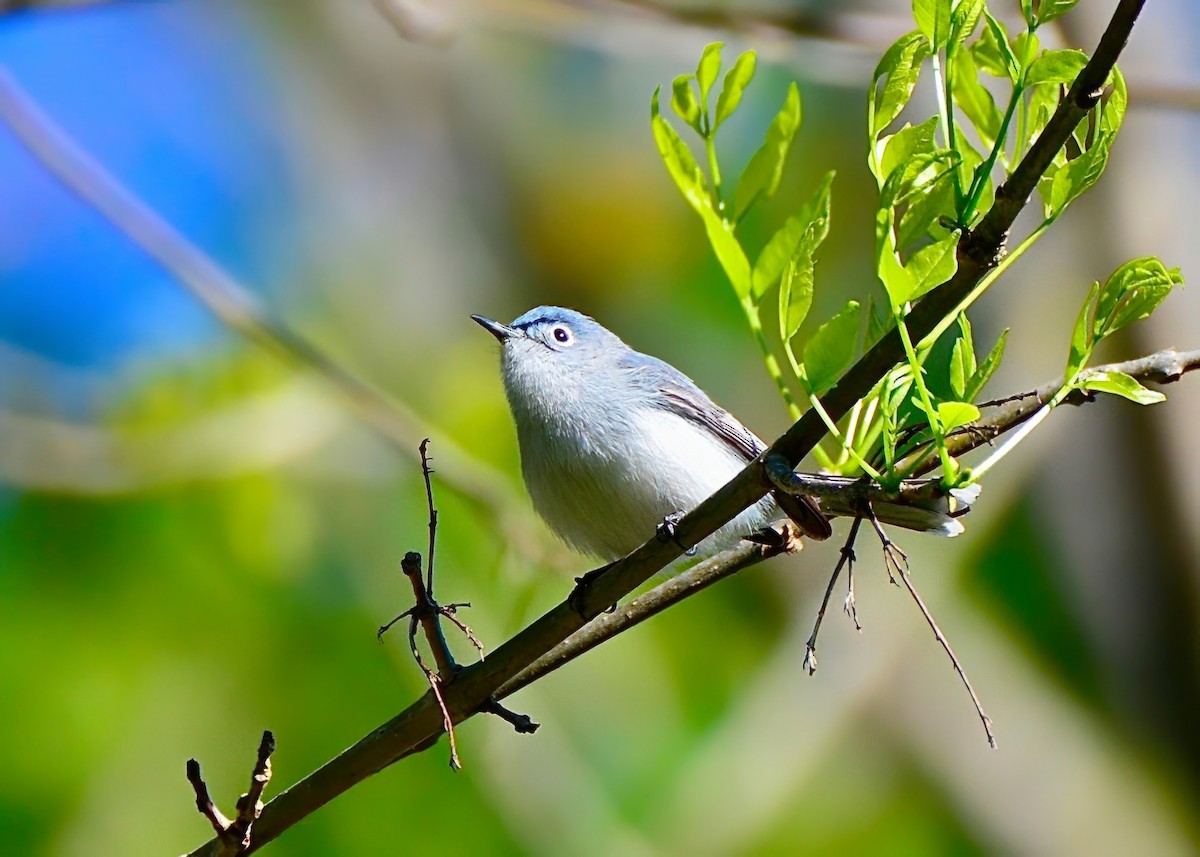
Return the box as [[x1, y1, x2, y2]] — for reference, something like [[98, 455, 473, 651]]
[[472, 306, 832, 560]]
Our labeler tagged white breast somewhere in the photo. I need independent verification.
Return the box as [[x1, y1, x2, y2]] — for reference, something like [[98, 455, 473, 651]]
[[519, 405, 776, 560]]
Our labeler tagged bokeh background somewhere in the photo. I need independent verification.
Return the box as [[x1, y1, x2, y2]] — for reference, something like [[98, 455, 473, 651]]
[[1, 1, 1198, 854]]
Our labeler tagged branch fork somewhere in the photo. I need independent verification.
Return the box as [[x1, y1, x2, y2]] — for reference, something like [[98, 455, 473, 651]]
[[186, 731, 276, 856], [378, 441, 537, 770]]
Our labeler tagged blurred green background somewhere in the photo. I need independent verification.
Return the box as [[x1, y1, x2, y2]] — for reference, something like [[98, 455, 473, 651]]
[[1, 1, 1198, 854]]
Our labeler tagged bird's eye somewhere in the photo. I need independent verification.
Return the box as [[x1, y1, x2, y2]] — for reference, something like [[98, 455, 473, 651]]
[[552, 326, 572, 344]]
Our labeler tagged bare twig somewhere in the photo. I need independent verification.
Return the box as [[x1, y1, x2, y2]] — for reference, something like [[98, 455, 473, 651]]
[[803, 518, 863, 676], [187, 760, 232, 837], [378, 441, 528, 768], [419, 439, 439, 595], [864, 513, 996, 749], [480, 699, 540, 734], [381, 550, 469, 770], [186, 731, 276, 856]]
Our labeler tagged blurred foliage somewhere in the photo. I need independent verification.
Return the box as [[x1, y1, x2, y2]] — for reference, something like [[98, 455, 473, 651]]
[[0, 1, 1198, 856]]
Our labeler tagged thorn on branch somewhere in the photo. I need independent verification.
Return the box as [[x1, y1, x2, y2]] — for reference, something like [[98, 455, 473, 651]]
[[186, 730, 276, 856]]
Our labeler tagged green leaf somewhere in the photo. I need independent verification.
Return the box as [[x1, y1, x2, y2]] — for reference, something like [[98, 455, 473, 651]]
[[651, 87, 711, 213], [913, 0, 952, 50], [1065, 280, 1099, 379], [866, 296, 894, 347], [1012, 31, 1041, 75], [964, 327, 1008, 401], [652, 87, 750, 298], [937, 401, 981, 432], [948, 0, 985, 54], [696, 43, 723, 109], [904, 232, 960, 300], [877, 149, 956, 307], [1024, 81, 1061, 158], [1025, 49, 1088, 85], [897, 173, 956, 247], [758, 170, 834, 302], [734, 83, 802, 219], [1102, 66, 1128, 135], [951, 50, 1003, 150], [949, 314, 976, 399], [1095, 256, 1183, 340], [881, 149, 959, 210], [754, 216, 806, 302], [1020, 0, 1035, 27], [1036, 0, 1081, 26], [1042, 69, 1126, 221], [714, 50, 756, 130], [950, 339, 969, 399], [779, 256, 815, 343], [700, 208, 753, 299], [671, 75, 703, 133], [877, 234, 916, 308], [1045, 133, 1112, 220], [1078, 370, 1166, 405], [871, 31, 931, 140], [879, 117, 940, 182], [776, 172, 835, 335], [803, 300, 861, 394], [974, 11, 1019, 81]]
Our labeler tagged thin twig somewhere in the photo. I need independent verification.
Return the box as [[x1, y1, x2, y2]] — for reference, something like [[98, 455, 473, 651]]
[[186, 731, 276, 855], [843, 549, 861, 631], [187, 759, 232, 836], [480, 699, 540, 734], [425, 671, 461, 770], [400, 552, 459, 680], [865, 513, 996, 749], [803, 517, 862, 676], [419, 438, 438, 596]]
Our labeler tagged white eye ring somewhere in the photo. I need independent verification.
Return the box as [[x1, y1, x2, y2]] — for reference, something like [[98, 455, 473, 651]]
[[552, 325, 573, 345]]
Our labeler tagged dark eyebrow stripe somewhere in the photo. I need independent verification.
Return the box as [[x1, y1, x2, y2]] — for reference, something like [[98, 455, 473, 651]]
[[515, 316, 557, 330]]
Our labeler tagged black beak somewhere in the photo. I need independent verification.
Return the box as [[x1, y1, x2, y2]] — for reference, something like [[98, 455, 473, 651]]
[[471, 314, 518, 342]]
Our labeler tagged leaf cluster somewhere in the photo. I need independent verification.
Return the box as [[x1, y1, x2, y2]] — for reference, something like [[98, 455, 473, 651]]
[[652, 0, 1179, 493]]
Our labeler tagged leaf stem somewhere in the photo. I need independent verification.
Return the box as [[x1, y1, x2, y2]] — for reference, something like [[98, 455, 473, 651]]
[[961, 82, 1023, 224], [744, 301, 801, 421], [894, 308, 958, 480], [705, 133, 724, 208], [919, 219, 1049, 350], [932, 52, 964, 208], [805, 390, 881, 479]]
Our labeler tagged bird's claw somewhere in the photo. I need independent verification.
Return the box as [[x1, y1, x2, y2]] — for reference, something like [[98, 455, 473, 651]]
[[656, 511, 695, 556]]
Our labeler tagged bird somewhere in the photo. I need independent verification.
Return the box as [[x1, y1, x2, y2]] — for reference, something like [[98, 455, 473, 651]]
[[472, 306, 831, 561]]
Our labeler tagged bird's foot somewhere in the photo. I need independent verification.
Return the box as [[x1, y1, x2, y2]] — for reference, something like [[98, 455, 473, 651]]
[[656, 511, 696, 556]]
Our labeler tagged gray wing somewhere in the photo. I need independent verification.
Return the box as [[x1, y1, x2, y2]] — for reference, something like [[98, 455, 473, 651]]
[[621, 352, 832, 541], [620, 353, 765, 461]]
